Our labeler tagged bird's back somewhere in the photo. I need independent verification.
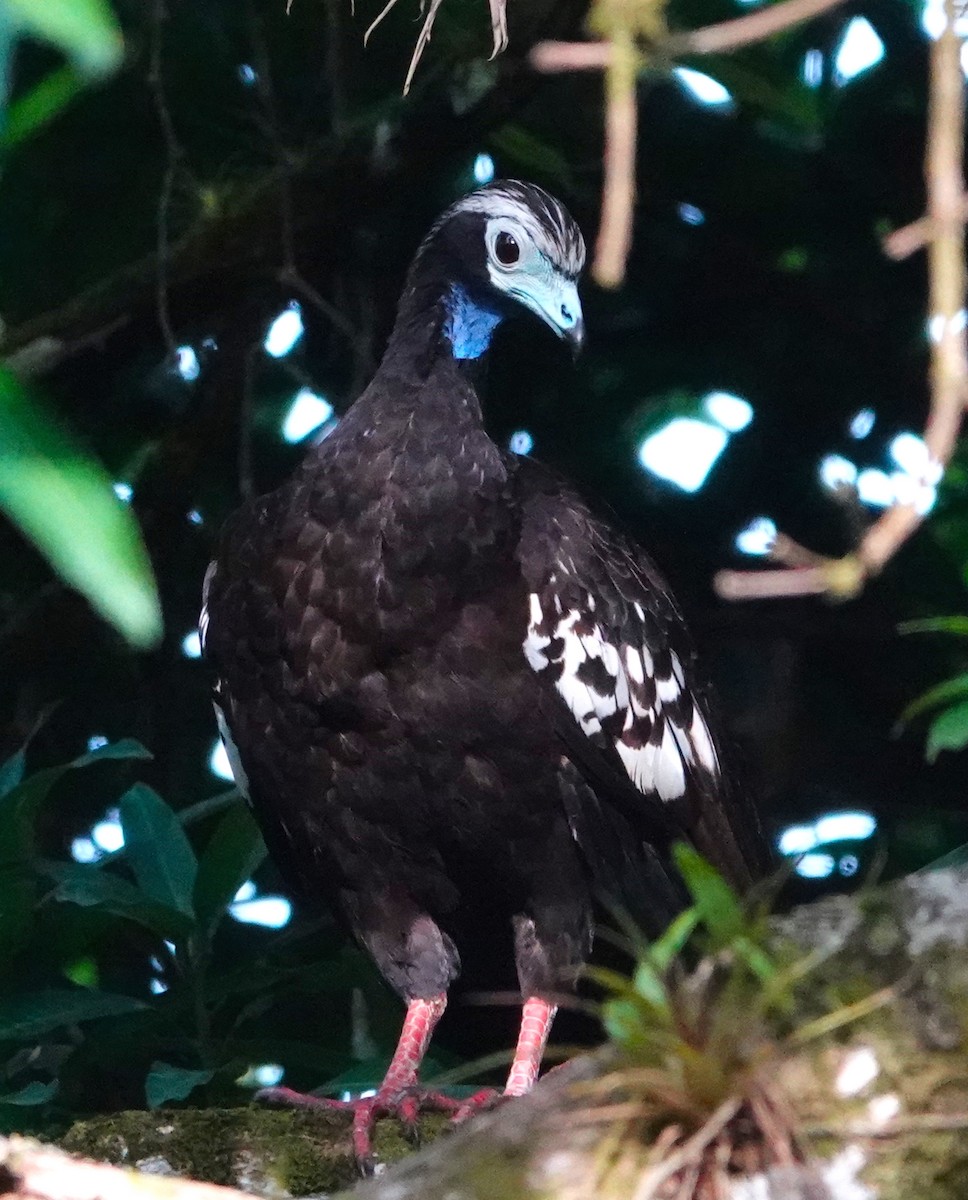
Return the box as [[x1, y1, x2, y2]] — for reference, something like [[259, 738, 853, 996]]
[[204, 362, 582, 929]]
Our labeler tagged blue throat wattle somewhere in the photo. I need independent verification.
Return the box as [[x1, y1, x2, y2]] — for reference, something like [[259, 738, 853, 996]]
[[444, 285, 503, 360]]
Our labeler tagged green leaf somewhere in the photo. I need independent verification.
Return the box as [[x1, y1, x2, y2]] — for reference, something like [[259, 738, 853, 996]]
[[193, 805, 267, 936], [631, 960, 668, 1011], [0, 1080, 58, 1106], [649, 907, 700, 973], [926, 702, 968, 764], [672, 843, 744, 948], [145, 1062, 214, 1109], [2, 66, 85, 150], [0, 748, 25, 798], [899, 617, 968, 638], [0, 369, 162, 648], [897, 672, 968, 728], [0, 988, 146, 1040], [38, 860, 194, 939], [602, 997, 647, 1048], [0, 738, 151, 866], [5, 0, 123, 78], [732, 935, 778, 984], [119, 784, 198, 919]]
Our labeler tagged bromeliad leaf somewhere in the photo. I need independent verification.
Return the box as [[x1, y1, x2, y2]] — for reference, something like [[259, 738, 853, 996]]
[[0, 989, 147, 1040], [926, 701, 968, 764], [0, 369, 161, 649], [193, 804, 267, 936], [672, 843, 744, 948], [145, 1062, 214, 1109], [649, 907, 701, 973], [119, 784, 198, 920]]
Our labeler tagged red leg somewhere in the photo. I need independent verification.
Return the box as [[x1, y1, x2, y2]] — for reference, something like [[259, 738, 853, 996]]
[[453, 995, 558, 1121], [505, 995, 557, 1095], [259, 993, 461, 1171]]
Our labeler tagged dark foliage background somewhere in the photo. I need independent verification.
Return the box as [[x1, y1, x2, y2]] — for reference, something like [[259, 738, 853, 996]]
[[2, 0, 967, 1138]]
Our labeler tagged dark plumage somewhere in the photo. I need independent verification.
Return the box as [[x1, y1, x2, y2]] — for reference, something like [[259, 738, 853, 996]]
[[202, 180, 768, 1164]]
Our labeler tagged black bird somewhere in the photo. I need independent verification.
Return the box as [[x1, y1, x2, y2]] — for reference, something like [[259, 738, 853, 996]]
[[201, 180, 766, 1163]]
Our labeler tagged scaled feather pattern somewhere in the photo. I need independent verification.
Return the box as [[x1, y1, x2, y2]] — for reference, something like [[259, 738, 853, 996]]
[[201, 181, 767, 1127]]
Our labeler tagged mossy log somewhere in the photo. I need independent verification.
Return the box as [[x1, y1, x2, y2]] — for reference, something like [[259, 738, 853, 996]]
[[44, 864, 968, 1199]]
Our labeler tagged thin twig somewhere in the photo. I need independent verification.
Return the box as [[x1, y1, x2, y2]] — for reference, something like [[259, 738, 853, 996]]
[[531, 0, 848, 74], [147, 0, 184, 355], [883, 193, 968, 260], [670, 0, 847, 56], [716, 1, 968, 603], [594, 34, 639, 288]]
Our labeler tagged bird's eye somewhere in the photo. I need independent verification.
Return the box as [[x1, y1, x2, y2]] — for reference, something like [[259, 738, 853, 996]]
[[494, 231, 520, 266]]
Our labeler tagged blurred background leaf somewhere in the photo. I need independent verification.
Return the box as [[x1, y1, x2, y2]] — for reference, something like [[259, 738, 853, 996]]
[[0, 369, 161, 648]]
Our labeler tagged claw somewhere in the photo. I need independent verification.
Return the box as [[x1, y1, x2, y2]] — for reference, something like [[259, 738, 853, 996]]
[[258, 1083, 479, 1172]]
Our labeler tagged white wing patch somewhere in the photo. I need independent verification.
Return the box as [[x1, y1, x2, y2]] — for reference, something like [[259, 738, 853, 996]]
[[524, 594, 719, 802], [199, 561, 217, 654]]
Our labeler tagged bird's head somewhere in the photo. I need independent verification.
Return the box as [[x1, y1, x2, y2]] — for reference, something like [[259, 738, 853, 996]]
[[404, 180, 586, 361]]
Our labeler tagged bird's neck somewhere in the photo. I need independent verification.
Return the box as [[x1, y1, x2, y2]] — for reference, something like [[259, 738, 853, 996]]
[[383, 277, 505, 373]]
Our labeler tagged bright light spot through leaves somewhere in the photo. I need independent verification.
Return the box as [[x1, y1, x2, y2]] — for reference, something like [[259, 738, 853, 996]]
[[175, 346, 200, 382], [735, 516, 776, 557], [922, 0, 968, 40], [890, 432, 930, 476], [802, 49, 823, 88], [673, 68, 733, 108], [509, 429, 534, 455], [281, 389, 334, 443], [795, 852, 835, 879], [91, 809, 124, 853], [230, 896, 293, 928], [234, 881, 257, 903], [849, 408, 876, 439], [210, 739, 235, 782], [70, 837, 99, 864], [819, 455, 858, 491], [857, 468, 893, 508], [833, 18, 884, 85], [703, 391, 753, 432], [473, 153, 495, 184], [252, 1063, 284, 1087], [182, 631, 202, 659], [113, 482, 133, 502], [815, 811, 877, 842], [639, 418, 728, 493], [264, 303, 304, 358], [778, 810, 877, 858], [678, 203, 705, 226]]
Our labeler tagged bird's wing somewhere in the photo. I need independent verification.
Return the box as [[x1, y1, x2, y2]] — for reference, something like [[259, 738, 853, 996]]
[[512, 457, 767, 894]]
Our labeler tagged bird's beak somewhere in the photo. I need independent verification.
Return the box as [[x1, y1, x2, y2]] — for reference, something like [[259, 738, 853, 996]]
[[515, 276, 585, 357]]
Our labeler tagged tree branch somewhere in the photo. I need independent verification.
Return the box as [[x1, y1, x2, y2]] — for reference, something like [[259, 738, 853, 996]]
[[716, 1, 968, 602], [533, 0, 849, 287]]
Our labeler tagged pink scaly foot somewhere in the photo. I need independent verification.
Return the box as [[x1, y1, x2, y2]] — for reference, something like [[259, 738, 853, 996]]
[[453, 996, 558, 1122], [258, 994, 452, 1173]]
